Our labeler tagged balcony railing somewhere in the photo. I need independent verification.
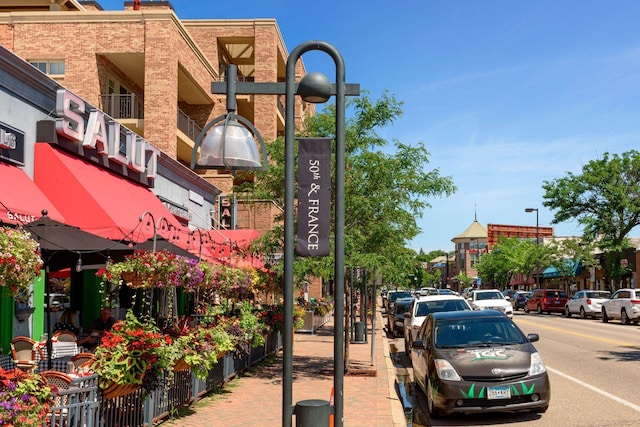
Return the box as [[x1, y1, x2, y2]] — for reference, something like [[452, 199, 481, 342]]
[[177, 108, 202, 141], [100, 93, 144, 119]]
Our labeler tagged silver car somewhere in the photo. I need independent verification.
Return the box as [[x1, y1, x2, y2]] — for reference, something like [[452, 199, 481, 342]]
[[565, 290, 610, 319]]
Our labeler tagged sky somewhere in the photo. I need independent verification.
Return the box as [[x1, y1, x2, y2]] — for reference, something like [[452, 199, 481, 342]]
[[100, 0, 640, 253]]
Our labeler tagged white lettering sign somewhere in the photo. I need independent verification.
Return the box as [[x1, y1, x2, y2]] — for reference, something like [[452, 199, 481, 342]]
[[54, 89, 157, 179]]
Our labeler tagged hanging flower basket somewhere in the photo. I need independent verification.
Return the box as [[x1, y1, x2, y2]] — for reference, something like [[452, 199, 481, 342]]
[[100, 250, 178, 289], [0, 226, 43, 302]]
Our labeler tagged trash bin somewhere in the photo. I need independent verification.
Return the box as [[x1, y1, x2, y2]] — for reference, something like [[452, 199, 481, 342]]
[[294, 399, 331, 427], [354, 321, 366, 342]]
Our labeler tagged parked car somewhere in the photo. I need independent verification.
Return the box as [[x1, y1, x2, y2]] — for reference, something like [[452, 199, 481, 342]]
[[403, 295, 472, 353], [410, 310, 550, 418], [511, 291, 531, 311], [466, 289, 513, 318], [419, 287, 439, 296], [601, 288, 640, 325], [565, 290, 610, 319], [524, 289, 568, 314], [387, 297, 414, 337], [385, 290, 412, 312]]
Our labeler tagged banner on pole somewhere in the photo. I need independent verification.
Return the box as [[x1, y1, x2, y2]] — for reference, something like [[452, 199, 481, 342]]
[[296, 138, 331, 257]]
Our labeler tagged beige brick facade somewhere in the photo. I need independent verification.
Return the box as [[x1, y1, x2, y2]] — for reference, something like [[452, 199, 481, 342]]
[[0, 2, 314, 238]]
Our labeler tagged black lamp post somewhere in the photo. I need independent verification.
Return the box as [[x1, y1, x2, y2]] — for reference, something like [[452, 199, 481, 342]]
[[190, 40, 359, 427], [525, 207, 540, 286]]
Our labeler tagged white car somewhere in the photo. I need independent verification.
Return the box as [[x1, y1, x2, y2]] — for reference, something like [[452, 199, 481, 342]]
[[601, 288, 640, 325], [565, 290, 610, 318], [403, 294, 472, 353], [467, 289, 514, 318]]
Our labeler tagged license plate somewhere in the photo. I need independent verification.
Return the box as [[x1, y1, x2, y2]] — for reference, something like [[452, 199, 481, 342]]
[[487, 386, 511, 400]]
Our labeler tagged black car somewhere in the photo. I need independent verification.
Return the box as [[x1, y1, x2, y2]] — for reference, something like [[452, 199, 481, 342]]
[[387, 297, 414, 337], [410, 310, 550, 418]]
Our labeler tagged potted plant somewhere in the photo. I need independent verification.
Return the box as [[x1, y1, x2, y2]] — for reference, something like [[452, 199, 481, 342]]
[[170, 324, 235, 381], [90, 310, 173, 398], [0, 368, 54, 426], [0, 226, 43, 302]]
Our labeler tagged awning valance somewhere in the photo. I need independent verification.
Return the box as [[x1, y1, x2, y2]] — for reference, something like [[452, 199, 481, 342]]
[[0, 161, 65, 225]]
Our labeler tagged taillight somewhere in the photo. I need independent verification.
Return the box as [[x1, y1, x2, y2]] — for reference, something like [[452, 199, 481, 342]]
[[631, 299, 640, 305], [586, 299, 592, 304]]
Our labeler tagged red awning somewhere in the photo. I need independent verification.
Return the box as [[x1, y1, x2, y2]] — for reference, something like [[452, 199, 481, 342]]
[[34, 143, 185, 242], [0, 161, 65, 225]]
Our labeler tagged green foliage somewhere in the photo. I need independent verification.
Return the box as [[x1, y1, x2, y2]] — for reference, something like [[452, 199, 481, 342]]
[[542, 150, 640, 284], [245, 91, 456, 287], [0, 226, 43, 302]]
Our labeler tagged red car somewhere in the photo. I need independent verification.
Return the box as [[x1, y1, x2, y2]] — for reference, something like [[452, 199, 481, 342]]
[[524, 289, 568, 314]]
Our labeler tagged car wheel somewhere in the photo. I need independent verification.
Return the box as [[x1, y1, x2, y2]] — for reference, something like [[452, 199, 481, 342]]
[[579, 307, 587, 319], [524, 305, 530, 313], [565, 306, 572, 318], [537, 305, 543, 315], [602, 308, 609, 323], [427, 379, 443, 419], [621, 308, 631, 325]]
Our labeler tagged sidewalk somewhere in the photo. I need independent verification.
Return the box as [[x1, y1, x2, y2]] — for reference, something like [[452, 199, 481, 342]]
[[167, 310, 406, 427]]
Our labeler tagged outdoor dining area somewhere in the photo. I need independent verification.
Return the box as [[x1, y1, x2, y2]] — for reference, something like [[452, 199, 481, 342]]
[[0, 222, 292, 426]]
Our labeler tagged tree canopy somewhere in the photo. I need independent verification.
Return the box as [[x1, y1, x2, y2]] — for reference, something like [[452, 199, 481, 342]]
[[245, 91, 456, 286]]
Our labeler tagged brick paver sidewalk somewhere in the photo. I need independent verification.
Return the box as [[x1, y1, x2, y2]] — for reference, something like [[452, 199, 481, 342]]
[[165, 310, 406, 426]]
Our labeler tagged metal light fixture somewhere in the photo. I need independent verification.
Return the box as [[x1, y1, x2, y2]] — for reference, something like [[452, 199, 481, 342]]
[[191, 65, 268, 171]]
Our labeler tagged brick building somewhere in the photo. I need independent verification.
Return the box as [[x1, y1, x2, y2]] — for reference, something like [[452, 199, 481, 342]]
[[0, 0, 315, 235]]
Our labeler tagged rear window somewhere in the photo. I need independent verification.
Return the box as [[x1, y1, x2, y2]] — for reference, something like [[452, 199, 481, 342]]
[[545, 290, 567, 298], [586, 291, 609, 298], [416, 299, 469, 317], [390, 292, 412, 301]]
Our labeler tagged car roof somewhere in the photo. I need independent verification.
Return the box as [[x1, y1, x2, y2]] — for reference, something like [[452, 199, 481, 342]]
[[431, 309, 507, 321], [415, 294, 465, 302]]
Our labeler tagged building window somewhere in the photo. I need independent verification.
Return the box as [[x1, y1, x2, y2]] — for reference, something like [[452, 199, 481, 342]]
[[29, 60, 65, 76]]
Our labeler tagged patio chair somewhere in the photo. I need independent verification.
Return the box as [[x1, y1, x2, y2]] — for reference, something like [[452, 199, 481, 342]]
[[41, 370, 73, 424], [70, 352, 95, 371], [10, 336, 42, 372], [53, 331, 77, 343]]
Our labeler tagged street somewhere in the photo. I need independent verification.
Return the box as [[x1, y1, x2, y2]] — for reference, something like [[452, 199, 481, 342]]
[[386, 310, 640, 426]]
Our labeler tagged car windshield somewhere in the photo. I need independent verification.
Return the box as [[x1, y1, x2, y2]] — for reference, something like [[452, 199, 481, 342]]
[[475, 291, 503, 301], [586, 291, 609, 298], [416, 299, 469, 317], [434, 318, 527, 348]]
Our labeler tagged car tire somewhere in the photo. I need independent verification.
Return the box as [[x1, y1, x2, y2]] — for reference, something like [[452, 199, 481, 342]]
[[579, 307, 587, 319], [565, 306, 572, 318], [621, 308, 631, 325], [537, 305, 543, 315], [427, 379, 443, 419], [602, 308, 609, 323]]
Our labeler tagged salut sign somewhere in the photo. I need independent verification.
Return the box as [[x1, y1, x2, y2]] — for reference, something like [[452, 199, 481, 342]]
[[55, 89, 159, 181]]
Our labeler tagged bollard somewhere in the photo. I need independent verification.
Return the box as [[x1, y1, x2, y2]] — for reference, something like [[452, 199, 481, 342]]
[[294, 399, 332, 427], [353, 321, 366, 343]]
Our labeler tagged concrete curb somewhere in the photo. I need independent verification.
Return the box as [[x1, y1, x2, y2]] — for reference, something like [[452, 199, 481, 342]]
[[380, 312, 408, 427]]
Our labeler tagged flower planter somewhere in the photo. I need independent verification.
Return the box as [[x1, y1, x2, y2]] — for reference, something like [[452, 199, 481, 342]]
[[102, 381, 140, 399], [14, 307, 35, 321], [172, 358, 190, 372]]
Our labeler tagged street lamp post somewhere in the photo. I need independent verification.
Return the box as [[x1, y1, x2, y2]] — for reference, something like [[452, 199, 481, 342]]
[[525, 207, 540, 286], [190, 40, 359, 427]]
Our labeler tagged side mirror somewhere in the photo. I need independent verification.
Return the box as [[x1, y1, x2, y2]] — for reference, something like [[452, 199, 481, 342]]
[[527, 333, 539, 343]]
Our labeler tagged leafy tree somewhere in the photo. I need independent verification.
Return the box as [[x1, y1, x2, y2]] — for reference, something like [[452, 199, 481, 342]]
[[246, 91, 457, 287], [542, 150, 640, 286]]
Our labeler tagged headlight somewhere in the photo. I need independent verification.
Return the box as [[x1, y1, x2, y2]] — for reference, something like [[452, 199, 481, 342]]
[[529, 352, 546, 376], [435, 359, 461, 381]]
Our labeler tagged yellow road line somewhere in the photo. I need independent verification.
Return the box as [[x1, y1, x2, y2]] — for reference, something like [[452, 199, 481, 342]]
[[515, 317, 635, 347]]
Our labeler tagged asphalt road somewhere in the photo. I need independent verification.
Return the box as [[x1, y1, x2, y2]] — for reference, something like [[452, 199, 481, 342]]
[[385, 310, 640, 427]]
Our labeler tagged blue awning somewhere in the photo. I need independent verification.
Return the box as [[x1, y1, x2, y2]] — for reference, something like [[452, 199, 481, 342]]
[[541, 259, 583, 279]]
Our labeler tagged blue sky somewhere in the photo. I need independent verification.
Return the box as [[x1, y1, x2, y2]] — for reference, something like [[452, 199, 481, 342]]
[[100, 1, 640, 253]]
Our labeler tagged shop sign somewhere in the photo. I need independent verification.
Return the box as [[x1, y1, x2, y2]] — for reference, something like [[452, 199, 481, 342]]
[[54, 89, 159, 181], [0, 122, 25, 165], [218, 195, 234, 229]]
